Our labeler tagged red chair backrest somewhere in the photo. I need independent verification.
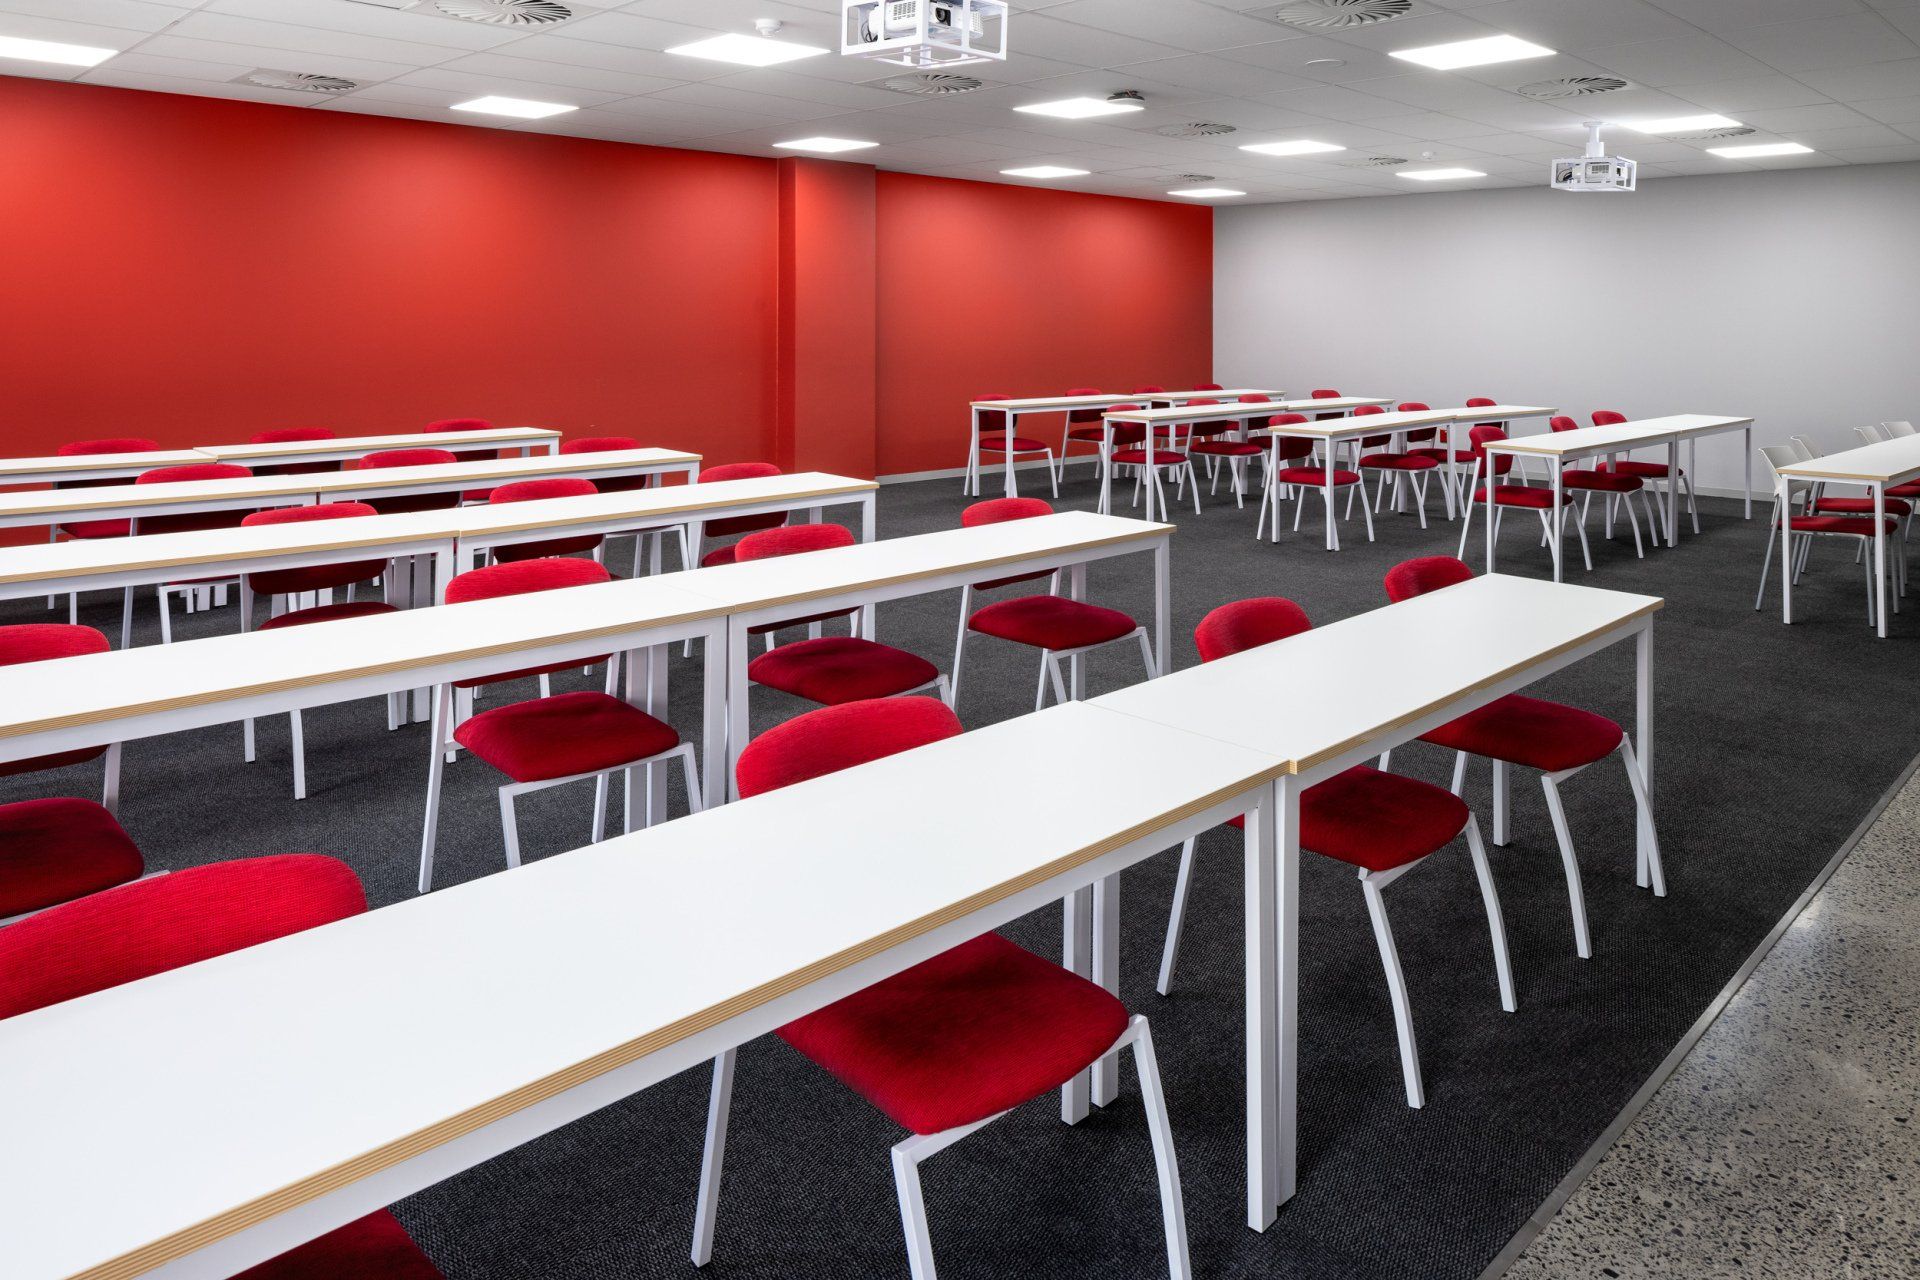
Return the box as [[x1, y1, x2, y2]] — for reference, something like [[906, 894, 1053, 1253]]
[[700, 462, 787, 538], [242, 501, 377, 527], [241, 502, 386, 594], [1267, 413, 1314, 462], [1239, 394, 1268, 403], [1384, 556, 1473, 603], [702, 462, 783, 484], [489, 477, 597, 504], [0, 855, 365, 1020], [1400, 401, 1438, 442], [249, 427, 335, 444], [974, 394, 1013, 435], [137, 463, 250, 485], [57, 437, 159, 456], [0, 623, 109, 667], [1549, 416, 1579, 433], [1311, 389, 1339, 399], [1468, 424, 1513, 476], [1196, 383, 1223, 391], [1195, 598, 1311, 663], [132, 463, 256, 534], [1399, 402, 1430, 412], [1129, 385, 1165, 395], [424, 418, 493, 434], [359, 448, 457, 470], [560, 436, 640, 454], [1466, 397, 1496, 408], [1066, 387, 1106, 425], [446, 556, 609, 604], [1355, 403, 1391, 447], [1592, 410, 1626, 426], [1186, 397, 1221, 407], [735, 523, 856, 561], [963, 497, 1051, 526], [736, 697, 962, 799]]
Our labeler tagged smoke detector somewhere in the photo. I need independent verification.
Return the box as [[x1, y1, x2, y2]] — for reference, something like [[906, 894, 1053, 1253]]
[[1153, 121, 1237, 138], [875, 71, 986, 94], [1254, 0, 1414, 30], [241, 70, 360, 93], [433, 0, 575, 26], [1519, 76, 1629, 100]]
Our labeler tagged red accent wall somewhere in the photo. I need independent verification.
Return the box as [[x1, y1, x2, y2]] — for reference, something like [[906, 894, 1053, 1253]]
[[874, 172, 1214, 477], [776, 158, 877, 479]]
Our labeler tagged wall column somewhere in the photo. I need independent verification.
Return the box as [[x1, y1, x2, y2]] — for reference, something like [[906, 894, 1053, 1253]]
[[775, 157, 877, 477]]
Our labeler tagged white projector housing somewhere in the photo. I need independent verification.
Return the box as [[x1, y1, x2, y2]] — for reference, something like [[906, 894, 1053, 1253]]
[[843, 0, 1007, 68], [1552, 121, 1637, 193]]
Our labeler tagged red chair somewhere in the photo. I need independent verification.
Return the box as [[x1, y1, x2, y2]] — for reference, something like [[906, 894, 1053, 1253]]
[[1456, 425, 1591, 572], [1592, 409, 1699, 537], [1356, 403, 1442, 528], [250, 426, 340, 476], [736, 524, 950, 717], [356, 447, 461, 514], [559, 435, 651, 492], [1193, 382, 1224, 391], [1269, 410, 1376, 548], [418, 558, 701, 892], [423, 415, 498, 462], [946, 497, 1059, 704], [1548, 416, 1657, 559], [1114, 400, 1200, 519], [1254, 412, 1319, 540], [111, 462, 258, 645], [1189, 395, 1268, 506], [0, 797, 143, 923], [44, 437, 168, 618], [948, 500, 1155, 711], [694, 461, 786, 567], [233, 502, 401, 799], [1755, 445, 1904, 627], [0, 855, 447, 1280], [487, 477, 605, 563], [1055, 386, 1126, 484], [0, 624, 121, 813], [964, 393, 1055, 500], [692, 697, 1190, 1279], [1156, 598, 1512, 1109], [1385, 556, 1666, 953]]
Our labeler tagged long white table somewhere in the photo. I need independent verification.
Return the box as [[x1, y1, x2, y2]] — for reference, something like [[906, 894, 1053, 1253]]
[[1092, 572, 1662, 1229], [0, 701, 1284, 1280], [966, 389, 1284, 498], [198, 427, 560, 467], [0, 449, 216, 488], [1777, 435, 1920, 638], [1482, 414, 1756, 581]]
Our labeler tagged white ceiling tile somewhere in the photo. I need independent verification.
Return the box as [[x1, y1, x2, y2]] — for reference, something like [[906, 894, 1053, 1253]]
[[0, 0, 189, 34], [430, 50, 684, 96], [1663, 73, 1836, 110], [1215, 35, 1407, 83], [1462, 0, 1698, 51], [201, 0, 523, 51], [1584, 34, 1779, 84], [1115, 51, 1313, 96], [77, 67, 325, 105], [389, 65, 624, 107], [1797, 56, 1920, 96], [1738, 102, 1875, 130], [1852, 92, 1920, 119], [1367, 110, 1502, 138], [1720, 13, 1920, 72], [1647, 0, 1873, 31], [642, 80, 850, 121], [1035, 0, 1307, 53], [1793, 120, 1918, 145], [1829, 140, 1920, 158], [163, 11, 475, 66], [1007, 12, 1189, 65], [132, 33, 421, 81], [0, 9, 153, 48], [1255, 83, 1412, 121]]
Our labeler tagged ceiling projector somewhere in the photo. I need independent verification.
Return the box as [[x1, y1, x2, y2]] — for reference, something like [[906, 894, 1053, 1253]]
[[1552, 122, 1637, 193], [843, 0, 1008, 68]]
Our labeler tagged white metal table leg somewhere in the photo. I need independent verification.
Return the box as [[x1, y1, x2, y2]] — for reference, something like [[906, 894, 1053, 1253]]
[[1090, 874, 1121, 1107], [1551, 468, 1565, 582], [1666, 441, 1680, 547], [1273, 775, 1300, 1212], [1744, 426, 1753, 519], [1636, 622, 1656, 883], [701, 623, 727, 813], [1061, 884, 1093, 1124], [1778, 475, 1793, 623], [1153, 539, 1171, 678], [1243, 783, 1279, 1230], [1876, 483, 1889, 639]]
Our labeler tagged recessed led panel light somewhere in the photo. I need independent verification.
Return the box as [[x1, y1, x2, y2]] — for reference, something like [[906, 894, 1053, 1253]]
[[1390, 34, 1554, 70], [0, 34, 118, 67], [1168, 187, 1245, 198], [452, 95, 577, 119], [1397, 167, 1486, 181], [1709, 141, 1813, 158], [1015, 96, 1146, 119], [1240, 140, 1346, 157], [1001, 165, 1090, 178], [774, 136, 878, 153], [666, 33, 828, 67], [1623, 113, 1740, 134]]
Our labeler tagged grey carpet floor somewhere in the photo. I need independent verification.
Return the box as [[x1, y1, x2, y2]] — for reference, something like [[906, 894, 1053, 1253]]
[[3, 465, 1914, 1280]]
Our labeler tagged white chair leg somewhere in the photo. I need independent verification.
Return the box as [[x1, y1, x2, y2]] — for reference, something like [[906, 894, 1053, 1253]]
[[1624, 490, 1645, 557], [499, 787, 523, 870], [1619, 738, 1665, 897], [1539, 773, 1593, 959], [1450, 750, 1468, 796], [690, 1048, 736, 1267], [1463, 814, 1516, 1012], [418, 684, 451, 893], [1033, 650, 1051, 712], [1157, 837, 1198, 996], [1136, 629, 1160, 679], [680, 745, 706, 816], [1360, 872, 1424, 1109], [1131, 1017, 1194, 1280], [1046, 652, 1069, 706], [1684, 471, 1699, 533], [101, 742, 122, 818], [950, 587, 971, 709], [592, 773, 609, 844], [890, 1137, 941, 1280], [158, 589, 174, 644], [289, 710, 307, 801]]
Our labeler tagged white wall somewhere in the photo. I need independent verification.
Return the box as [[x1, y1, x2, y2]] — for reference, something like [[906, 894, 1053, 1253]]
[[1213, 163, 1920, 497]]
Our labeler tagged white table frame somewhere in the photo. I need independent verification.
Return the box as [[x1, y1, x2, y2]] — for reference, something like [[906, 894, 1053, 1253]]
[[1777, 436, 1920, 638], [196, 427, 560, 467]]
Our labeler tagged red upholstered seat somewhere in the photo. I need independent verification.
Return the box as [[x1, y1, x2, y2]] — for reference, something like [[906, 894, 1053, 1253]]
[[234, 1211, 444, 1280], [560, 436, 649, 492], [1110, 447, 1186, 466], [0, 624, 111, 777], [58, 437, 159, 456], [249, 427, 342, 475], [700, 462, 786, 539], [488, 477, 603, 561], [1360, 452, 1438, 471], [1194, 598, 1309, 662], [1814, 496, 1913, 517], [737, 697, 961, 797], [749, 637, 939, 704], [1472, 483, 1555, 509], [1384, 556, 1472, 602], [1562, 469, 1642, 492], [1190, 439, 1264, 457], [1791, 514, 1900, 535], [1889, 481, 1920, 499], [1275, 466, 1361, 486], [777, 932, 1128, 1135], [423, 417, 498, 463], [453, 690, 681, 783], [1421, 694, 1623, 774], [259, 600, 399, 630], [57, 518, 134, 539], [358, 448, 462, 513], [0, 797, 143, 918], [1070, 424, 1145, 444], [701, 543, 739, 567], [1598, 459, 1676, 479], [1407, 447, 1473, 464], [1298, 767, 1470, 873], [243, 502, 386, 596], [968, 595, 1138, 651], [131, 463, 256, 535], [980, 435, 1050, 453]]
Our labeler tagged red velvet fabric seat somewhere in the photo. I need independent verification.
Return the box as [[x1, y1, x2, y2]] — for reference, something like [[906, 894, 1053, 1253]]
[[736, 697, 960, 797], [249, 427, 341, 476], [54, 438, 161, 537], [234, 1210, 444, 1280], [1472, 483, 1555, 509], [701, 544, 739, 567], [487, 477, 603, 561], [0, 797, 143, 918], [1889, 481, 1920, 499], [1190, 438, 1264, 458], [259, 600, 398, 630], [735, 523, 862, 635], [243, 502, 386, 597], [779, 932, 1128, 1135], [1384, 555, 1472, 602], [423, 416, 499, 464], [1360, 452, 1438, 471], [1561, 469, 1641, 493], [967, 595, 1138, 651], [1814, 496, 1913, 517], [131, 463, 257, 536], [1110, 446, 1187, 466], [1599, 459, 1673, 479], [0, 624, 112, 777], [1300, 767, 1471, 873], [748, 636, 940, 704], [1791, 514, 1900, 535], [358, 447, 462, 513], [57, 517, 134, 539], [454, 690, 681, 783], [559, 435, 650, 492], [1275, 465, 1361, 486], [1421, 695, 1623, 774]]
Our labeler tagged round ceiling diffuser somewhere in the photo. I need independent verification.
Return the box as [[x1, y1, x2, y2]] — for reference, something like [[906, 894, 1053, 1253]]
[[1339, 154, 1409, 168], [245, 70, 358, 93], [1155, 122, 1238, 137], [1518, 76, 1630, 99], [1666, 125, 1756, 141], [1170, 173, 1217, 183], [434, 0, 573, 26], [877, 72, 986, 95], [1265, 0, 1413, 30]]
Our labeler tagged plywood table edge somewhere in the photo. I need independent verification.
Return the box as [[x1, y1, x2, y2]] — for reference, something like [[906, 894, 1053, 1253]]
[[453, 480, 876, 538]]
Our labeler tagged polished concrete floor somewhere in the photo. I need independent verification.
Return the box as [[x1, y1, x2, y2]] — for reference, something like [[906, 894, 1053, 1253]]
[[1502, 763, 1920, 1279]]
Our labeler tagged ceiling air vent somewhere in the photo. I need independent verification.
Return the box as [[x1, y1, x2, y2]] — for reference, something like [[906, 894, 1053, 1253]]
[[1254, 0, 1414, 30], [1338, 154, 1409, 168], [241, 70, 360, 93], [876, 72, 987, 95], [1518, 76, 1629, 100], [1667, 125, 1755, 142], [1170, 173, 1217, 183], [433, 0, 573, 26], [1154, 121, 1238, 138]]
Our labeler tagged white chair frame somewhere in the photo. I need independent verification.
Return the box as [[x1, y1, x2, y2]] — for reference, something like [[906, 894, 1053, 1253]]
[[691, 1013, 1191, 1280], [1756, 445, 1909, 625]]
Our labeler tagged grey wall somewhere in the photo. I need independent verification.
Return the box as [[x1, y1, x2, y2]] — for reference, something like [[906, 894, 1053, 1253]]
[[1213, 162, 1920, 497]]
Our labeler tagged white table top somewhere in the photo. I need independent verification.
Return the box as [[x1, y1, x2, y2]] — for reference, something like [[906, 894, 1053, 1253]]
[[1093, 574, 1661, 772], [0, 449, 215, 481], [1778, 433, 1920, 486], [450, 472, 873, 540], [0, 472, 330, 521], [671, 511, 1169, 614], [970, 390, 1279, 411], [1489, 414, 1754, 458], [198, 427, 560, 461], [1250, 404, 1556, 440], [1103, 396, 1393, 423], [310, 448, 698, 495], [0, 701, 1282, 1280], [0, 575, 727, 754]]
